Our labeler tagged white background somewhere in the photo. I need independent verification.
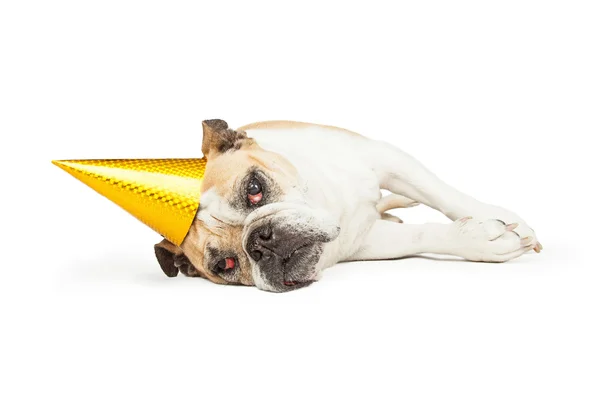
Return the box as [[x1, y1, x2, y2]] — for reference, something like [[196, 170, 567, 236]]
[[1, 1, 598, 399]]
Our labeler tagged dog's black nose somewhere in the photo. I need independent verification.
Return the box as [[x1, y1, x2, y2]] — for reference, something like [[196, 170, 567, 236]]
[[258, 225, 272, 241], [246, 225, 275, 261], [246, 224, 305, 265], [250, 250, 263, 261]]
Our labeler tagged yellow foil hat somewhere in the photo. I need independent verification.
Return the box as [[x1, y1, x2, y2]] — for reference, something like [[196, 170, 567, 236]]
[[52, 158, 207, 246]]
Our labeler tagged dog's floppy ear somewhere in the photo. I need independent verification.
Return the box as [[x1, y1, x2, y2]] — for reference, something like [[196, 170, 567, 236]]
[[154, 239, 201, 278], [202, 119, 251, 157], [154, 240, 182, 277]]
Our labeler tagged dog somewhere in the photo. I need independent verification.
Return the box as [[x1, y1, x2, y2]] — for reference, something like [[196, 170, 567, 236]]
[[154, 119, 541, 292]]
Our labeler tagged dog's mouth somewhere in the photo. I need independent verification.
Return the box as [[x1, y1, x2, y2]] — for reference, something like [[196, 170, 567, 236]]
[[282, 280, 314, 290], [274, 243, 318, 291]]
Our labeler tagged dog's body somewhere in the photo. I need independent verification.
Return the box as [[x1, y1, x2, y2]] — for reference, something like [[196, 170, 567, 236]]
[[155, 120, 541, 292]]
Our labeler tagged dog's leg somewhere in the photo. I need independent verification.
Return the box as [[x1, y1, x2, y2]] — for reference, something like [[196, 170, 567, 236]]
[[377, 193, 419, 223], [367, 141, 541, 252], [376, 193, 419, 213], [349, 219, 535, 262]]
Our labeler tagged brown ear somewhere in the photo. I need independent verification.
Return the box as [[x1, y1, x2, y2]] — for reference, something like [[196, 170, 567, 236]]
[[154, 239, 203, 278], [201, 119, 251, 157], [154, 240, 182, 277]]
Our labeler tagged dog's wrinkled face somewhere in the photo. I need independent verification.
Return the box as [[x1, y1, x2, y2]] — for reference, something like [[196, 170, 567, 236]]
[[154, 119, 340, 292]]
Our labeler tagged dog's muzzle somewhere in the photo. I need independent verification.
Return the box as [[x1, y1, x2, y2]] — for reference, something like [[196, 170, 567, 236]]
[[245, 223, 322, 292], [242, 203, 341, 292]]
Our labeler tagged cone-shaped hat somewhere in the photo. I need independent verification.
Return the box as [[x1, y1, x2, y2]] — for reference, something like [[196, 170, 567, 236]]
[[52, 158, 207, 246]]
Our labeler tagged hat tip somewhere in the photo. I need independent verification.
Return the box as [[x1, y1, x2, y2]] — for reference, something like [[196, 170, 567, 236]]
[[52, 160, 71, 169]]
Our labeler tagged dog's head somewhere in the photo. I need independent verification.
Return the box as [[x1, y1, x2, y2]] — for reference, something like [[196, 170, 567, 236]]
[[154, 119, 340, 292]]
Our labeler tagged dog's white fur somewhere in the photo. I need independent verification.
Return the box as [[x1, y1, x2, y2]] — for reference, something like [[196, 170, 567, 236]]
[[193, 121, 539, 292], [238, 124, 538, 291]]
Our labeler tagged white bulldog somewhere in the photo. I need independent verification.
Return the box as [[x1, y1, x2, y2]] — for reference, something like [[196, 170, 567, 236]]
[[154, 119, 542, 292]]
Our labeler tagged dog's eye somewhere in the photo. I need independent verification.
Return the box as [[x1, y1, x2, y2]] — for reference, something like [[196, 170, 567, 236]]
[[247, 177, 263, 204], [214, 257, 236, 272]]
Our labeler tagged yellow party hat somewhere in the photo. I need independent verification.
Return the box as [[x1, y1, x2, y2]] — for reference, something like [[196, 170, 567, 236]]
[[52, 158, 207, 246]]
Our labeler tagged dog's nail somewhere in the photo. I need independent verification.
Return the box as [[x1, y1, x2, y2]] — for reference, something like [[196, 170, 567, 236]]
[[538, 242, 543, 251], [521, 236, 533, 245], [459, 216, 473, 223], [506, 223, 519, 231], [521, 243, 535, 251]]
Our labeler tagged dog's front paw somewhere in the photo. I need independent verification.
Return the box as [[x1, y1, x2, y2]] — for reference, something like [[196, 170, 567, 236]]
[[446, 217, 536, 262]]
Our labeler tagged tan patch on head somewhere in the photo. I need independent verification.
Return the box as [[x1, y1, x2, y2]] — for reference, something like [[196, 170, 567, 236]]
[[201, 149, 256, 197], [200, 145, 299, 200], [180, 219, 253, 286], [237, 120, 364, 138]]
